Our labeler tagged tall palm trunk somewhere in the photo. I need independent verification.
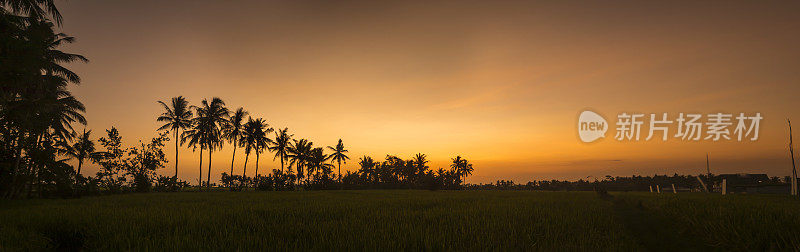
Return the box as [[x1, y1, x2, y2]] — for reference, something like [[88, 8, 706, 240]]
[[255, 151, 260, 177], [230, 137, 237, 175], [77, 159, 83, 177], [207, 149, 212, 190], [338, 160, 341, 182], [243, 152, 249, 177], [174, 130, 179, 178], [198, 148, 203, 190], [280, 154, 284, 173]]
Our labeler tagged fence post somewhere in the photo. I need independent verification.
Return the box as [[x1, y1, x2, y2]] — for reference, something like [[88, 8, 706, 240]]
[[649, 185, 653, 193], [722, 178, 727, 195], [672, 184, 677, 194], [656, 185, 661, 193]]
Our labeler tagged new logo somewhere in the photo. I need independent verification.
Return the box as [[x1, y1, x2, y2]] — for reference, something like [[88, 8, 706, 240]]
[[578, 110, 607, 143]]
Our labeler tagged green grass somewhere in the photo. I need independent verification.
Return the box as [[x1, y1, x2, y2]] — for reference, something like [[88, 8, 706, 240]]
[[614, 192, 800, 250], [0, 191, 798, 251]]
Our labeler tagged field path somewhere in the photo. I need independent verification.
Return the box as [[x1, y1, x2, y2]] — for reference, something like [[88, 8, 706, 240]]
[[604, 194, 711, 252]]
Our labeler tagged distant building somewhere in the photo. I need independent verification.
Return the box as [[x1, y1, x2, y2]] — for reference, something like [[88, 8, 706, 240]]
[[719, 173, 788, 194]]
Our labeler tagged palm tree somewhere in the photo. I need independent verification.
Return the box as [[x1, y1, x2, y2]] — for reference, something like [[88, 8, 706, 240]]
[[194, 98, 229, 189], [288, 138, 312, 184], [358, 156, 376, 183], [157, 96, 193, 178], [269, 128, 292, 173], [326, 139, 349, 181], [240, 118, 255, 178], [1, 0, 63, 25], [243, 118, 272, 177], [450, 156, 464, 173], [1, 13, 87, 198], [462, 162, 474, 182], [222, 107, 247, 175], [63, 129, 97, 178], [182, 121, 208, 188], [450, 156, 472, 184], [413, 153, 429, 178], [309, 147, 333, 181]]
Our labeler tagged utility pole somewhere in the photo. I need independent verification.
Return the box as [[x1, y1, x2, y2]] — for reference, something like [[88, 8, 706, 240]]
[[706, 153, 711, 178], [790, 119, 797, 196]]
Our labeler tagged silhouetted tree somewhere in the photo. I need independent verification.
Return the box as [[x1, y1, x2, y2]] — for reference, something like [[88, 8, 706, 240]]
[[223, 107, 247, 175], [358, 156, 376, 184], [327, 139, 349, 182], [241, 117, 256, 178], [157, 96, 192, 178], [288, 139, 312, 184], [450, 156, 472, 185], [1, 0, 62, 25], [412, 153, 429, 183], [193, 97, 229, 189], [269, 128, 292, 173], [62, 129, 97, 179], [126, 132, 169, 192], [95, 128, 126, 193], [247, 118, 272, 177]]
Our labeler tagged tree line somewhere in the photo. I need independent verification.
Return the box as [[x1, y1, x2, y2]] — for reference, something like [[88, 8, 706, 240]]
[[152, 95, 477, 191], [0, 1, 476, 198], [467, 174, 789, 192]]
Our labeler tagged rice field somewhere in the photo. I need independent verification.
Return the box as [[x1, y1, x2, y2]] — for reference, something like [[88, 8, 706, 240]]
[[0, 190, 798, 251]]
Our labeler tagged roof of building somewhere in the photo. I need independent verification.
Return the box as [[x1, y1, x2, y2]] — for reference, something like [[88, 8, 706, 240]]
[[719, 173, 769, 186]]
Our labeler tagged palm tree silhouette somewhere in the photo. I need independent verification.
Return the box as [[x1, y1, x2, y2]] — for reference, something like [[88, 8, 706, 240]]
[[222, 107, 247, 175], [193, 97, 229, 189], [358, 156, 376, 183], [413, 153, 429, 177], [308, 147, 333, 181], [462, 162, 474, 182], [240, 117, 256, 178], [450, 156, 472, 184], [182, 120, 208, 188], [288, 139, 312, 185], [157, 96, 193, 179], [1, 0, 63, 25], [24, 21, 88, 141], [269, 128, 292, 174], [326, 139, 349, 182], [63, 129, 97, 178], [246, 118, 272, 177]]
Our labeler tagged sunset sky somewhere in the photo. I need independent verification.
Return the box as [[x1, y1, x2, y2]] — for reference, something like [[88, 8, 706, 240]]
[[58, 0, 800, 184]]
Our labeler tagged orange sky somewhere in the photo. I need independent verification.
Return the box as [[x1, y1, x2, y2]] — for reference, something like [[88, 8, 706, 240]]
[[58, 0, 800, 183]]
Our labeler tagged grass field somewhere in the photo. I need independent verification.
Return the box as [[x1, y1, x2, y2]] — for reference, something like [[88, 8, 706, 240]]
[[1, 190, 798, 251]]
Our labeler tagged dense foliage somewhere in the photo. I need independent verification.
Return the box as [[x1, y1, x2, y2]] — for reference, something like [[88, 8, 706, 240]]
[[1, 0, 86, 198]]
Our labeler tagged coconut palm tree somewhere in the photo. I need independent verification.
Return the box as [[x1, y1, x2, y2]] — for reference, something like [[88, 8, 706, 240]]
[[194, 97, 229, 189], [222, 107, 247, 175], [240, 117, 256, 178], [412, 153, 429, 178], [1, 0, 62, 25], [0, 11, 87, 198], [243, 118, 272, 177], [358, 156, 376, 183], [182, 121, 209, 188], [326, 139, 349, 181], [308, 147, 333, 181], [157, 96, 193, 178], [450, 156, 472, 184], [462, 162, 474, 182], [63, 129, 97, 177], [288, 138, 312, 184], [269, 128, 292, 173]]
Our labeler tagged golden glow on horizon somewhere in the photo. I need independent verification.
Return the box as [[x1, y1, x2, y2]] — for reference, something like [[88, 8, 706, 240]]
[[59, 0, 800, 183]]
